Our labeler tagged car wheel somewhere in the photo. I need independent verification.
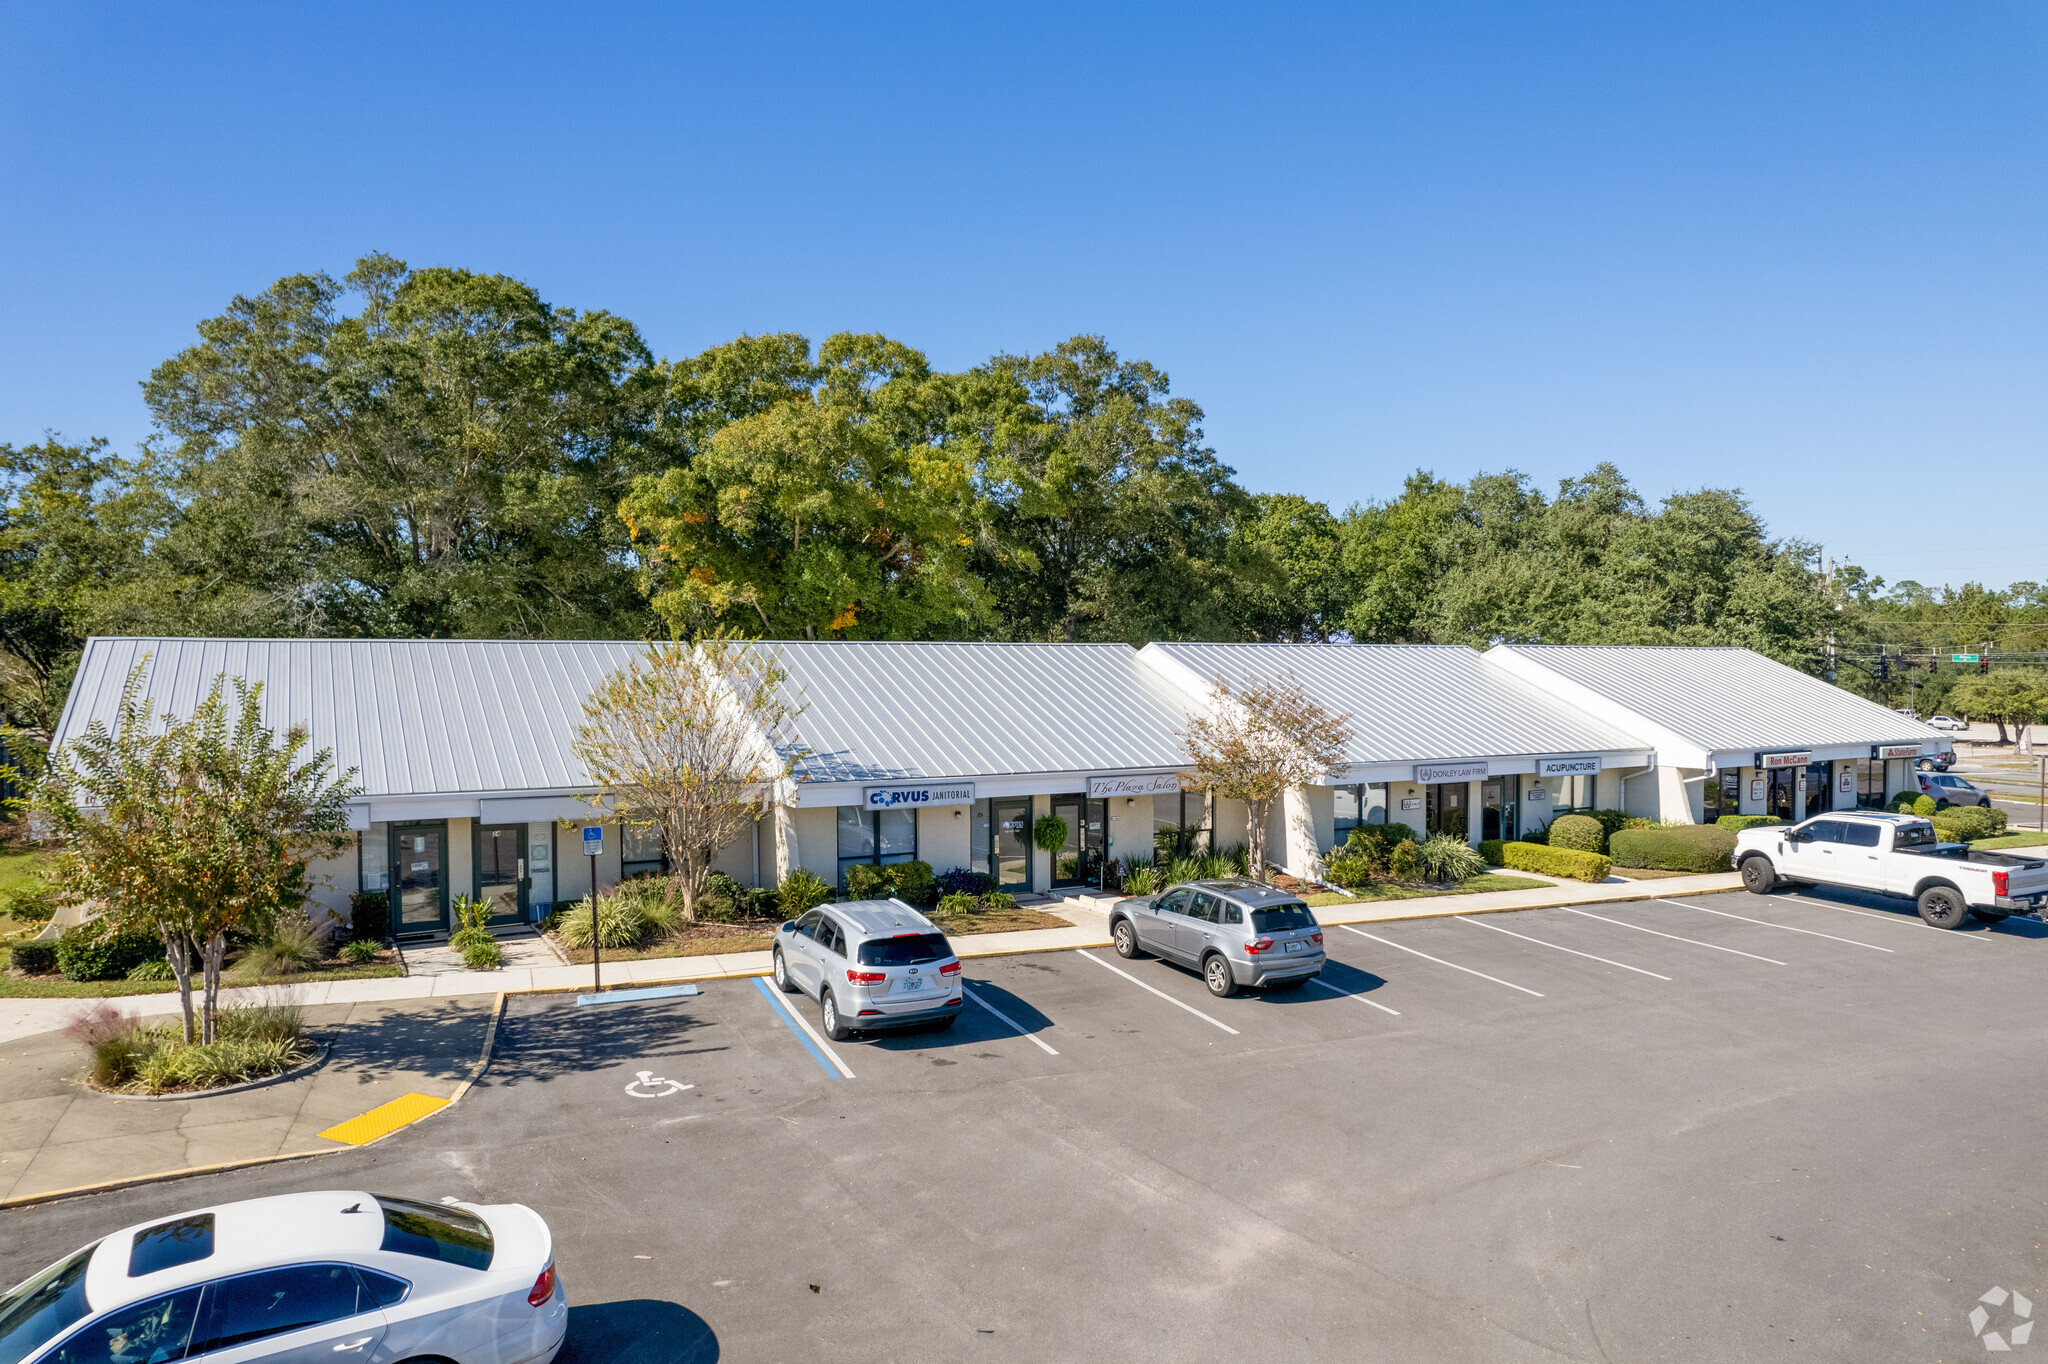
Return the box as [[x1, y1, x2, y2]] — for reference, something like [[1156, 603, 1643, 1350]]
[[772, 948, 797, 993], [1916, 758, 1932, 770], [1203, 953, 1238, 998], [1740, 856, 1777, 895], [1111, 918, 1141, 959], [1978, 798, 1991, 808], [820, 990, 852, 1041], [1916, 885, 1968, 930], [1935, 798, 1951, 811]]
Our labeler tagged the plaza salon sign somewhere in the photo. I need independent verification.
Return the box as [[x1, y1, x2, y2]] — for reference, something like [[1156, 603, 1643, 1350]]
[[1088, 771, 1188, 799], [1536, 756, 1603, 778], [864, 782, 975, 809]]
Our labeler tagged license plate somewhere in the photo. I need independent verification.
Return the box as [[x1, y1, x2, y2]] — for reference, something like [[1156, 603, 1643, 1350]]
[[900, 976, 924, 991], [1284, 940, 1305, 953]]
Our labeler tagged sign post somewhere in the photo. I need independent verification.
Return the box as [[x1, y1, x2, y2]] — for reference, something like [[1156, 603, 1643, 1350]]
[[582, 825, 604, 991]]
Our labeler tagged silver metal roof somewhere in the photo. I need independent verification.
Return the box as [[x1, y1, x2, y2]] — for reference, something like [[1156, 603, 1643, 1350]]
[[769, 641, 1196, 785], [1139, 642, 1650, 767], [1485, 645, 1947, 761], [55, 637, 1199, 800], [55, 637, 653, 799]]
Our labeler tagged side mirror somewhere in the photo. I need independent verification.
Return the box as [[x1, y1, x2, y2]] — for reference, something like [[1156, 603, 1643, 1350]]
[[781, 920, 796, 933]]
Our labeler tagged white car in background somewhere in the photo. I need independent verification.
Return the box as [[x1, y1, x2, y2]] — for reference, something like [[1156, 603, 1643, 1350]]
[[0, 1191, 565, 1364], [1924, 714, 1968, 731]]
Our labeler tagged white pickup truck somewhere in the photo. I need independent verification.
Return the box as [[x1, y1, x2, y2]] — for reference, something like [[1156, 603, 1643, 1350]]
[[1733, 811, 2048, 929]]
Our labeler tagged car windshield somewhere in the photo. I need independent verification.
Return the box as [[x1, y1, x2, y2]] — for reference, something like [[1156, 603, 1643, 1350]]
[[1894, 821, 1938, 848], [1250, 905, 1318, 933], [857, 933, 950, 966], [0, 1243, 97, 1364], [376, 1196, 493, 1271]]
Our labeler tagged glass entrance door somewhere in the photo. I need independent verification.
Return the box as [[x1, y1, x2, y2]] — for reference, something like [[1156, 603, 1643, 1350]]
[[991, 799, 1032, 891], [1050, 796, 1086, 888], [391, 823, 447, 937], [1480, 780, 1505, 841], [1081, 799, 1109, 889], [1766, 767, 1797, 820], [1803, 761, 1833, 816], [476, 824, 527, 927]]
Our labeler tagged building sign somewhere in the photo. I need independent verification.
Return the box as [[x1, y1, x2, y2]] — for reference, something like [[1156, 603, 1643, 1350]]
[[1757, 751, 1813, 770], [1415, 761, 1489, 785], [1525, 788, 1548, 802], [1400, 797, 1421, 810], [1876, 744, 1924, 760], [864, 781, 976, 809], [1537, 756, 1603, 778], [1087, 771, 1186, 799]]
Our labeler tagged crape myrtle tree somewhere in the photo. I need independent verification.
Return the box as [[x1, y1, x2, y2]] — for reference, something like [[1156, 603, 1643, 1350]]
[[572, 634, 807, 924], [35, 660, 359, 1043], [1177, 673, 1353, 882]]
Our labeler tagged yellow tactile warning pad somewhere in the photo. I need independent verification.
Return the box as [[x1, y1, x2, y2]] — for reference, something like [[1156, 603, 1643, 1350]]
[[318, 1093, 452, 1146]]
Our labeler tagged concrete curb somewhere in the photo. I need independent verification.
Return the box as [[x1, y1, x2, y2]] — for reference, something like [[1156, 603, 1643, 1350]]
[[1, 993, 510, 1211]]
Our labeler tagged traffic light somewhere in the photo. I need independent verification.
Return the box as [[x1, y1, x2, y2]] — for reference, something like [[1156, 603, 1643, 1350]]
[[1980, 654, 1990, 674], [1876, 653, 1890, 682]]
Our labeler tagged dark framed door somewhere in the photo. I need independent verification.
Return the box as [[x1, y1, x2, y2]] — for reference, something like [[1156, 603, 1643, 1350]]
[[476, 824, 528, 927], [1480, 780, 1505, 841], [991, 799, 1032, 892], [390, 822, 448, 937], [1803, 762, 1833, 816], [1050, 796, 1086, 888], [1766, 767, 1797, 820], [1081, 799, 1109, 889]]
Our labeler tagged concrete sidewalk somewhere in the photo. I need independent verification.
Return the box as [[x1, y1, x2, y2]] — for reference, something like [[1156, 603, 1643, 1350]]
[[0, 996, 496, 1205], [0, 871, 1742, 1045]]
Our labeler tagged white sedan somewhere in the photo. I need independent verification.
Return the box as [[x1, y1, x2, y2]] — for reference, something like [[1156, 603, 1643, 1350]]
[[0, 1190, 565, 1364]]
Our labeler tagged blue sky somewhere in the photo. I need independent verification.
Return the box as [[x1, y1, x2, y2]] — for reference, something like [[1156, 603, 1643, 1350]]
[[2, 2, 2042, 591]]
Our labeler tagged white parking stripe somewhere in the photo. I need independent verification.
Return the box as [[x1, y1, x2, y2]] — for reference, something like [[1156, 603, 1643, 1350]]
[[1655, 898, 1893, 952], [1562, 908, 1787, 965], [1075, 951, 1241, 1034], [1778, 893, 1988, 939], [1339, 926, 1545, 997], [962, 985, 1060, 1055], [1304, 976, 1402, 1014], [757, 980, 857, 1079], [1456, 915, 1673, 980]]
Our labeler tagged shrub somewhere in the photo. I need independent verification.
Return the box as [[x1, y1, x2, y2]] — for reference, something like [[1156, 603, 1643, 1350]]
[[235, 913, 326, 980], [348, 890, 391, 943], [1608, 824, 1738, 873], [449, 925, 495, 953], [1166, 855, 1203, 886], [1912, 794, 1937, 817], [554, 895, 649, 950], [341, 938, 380, 965], [1416, 834, 1487, 883], [1386, 839, 1421, 880], [1589, 809, 1636, 842], [777, 869, 831, 918], [452, 896, 491, 933], [1196, 851, 1233, 880], [1931, 806, 2007, 841], [1520, 822, 1550, 845], [126, 958, 174, 981], [843, 863, 890, 900], [1435, 806, 1468, 841], [1548, 814, 1606, 854], [1500, 841, 1612, 883], [1716, 814, 1785, 831], [461, 937, 503, 971], [891, 860, 936, 906], [701, 871, 778, 922], [1219, 844, 1252, 876], [936, 892, 980, 915], [936, 868, 991, 899], [1120, 864, 1160, 897], [86, 991, 307, 1093], [9, 938, 58, 974], [1343, 824, 1416, 878], [57, 925, 162, 982], [982, 892, 1018, 910], [1032, 815, 1069, 854], [1477, 838, 1505, 867], [63, 999, 140, 1049], [1888, 792, 1917, 812], [1324, 853, 1369, 889]]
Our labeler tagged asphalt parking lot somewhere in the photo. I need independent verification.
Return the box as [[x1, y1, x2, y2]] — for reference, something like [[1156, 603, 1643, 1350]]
[[6, 886, 2046, 1362]]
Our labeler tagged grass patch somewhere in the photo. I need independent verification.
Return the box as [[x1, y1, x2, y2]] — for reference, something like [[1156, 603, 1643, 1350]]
[[70, 993, 313, 1094], [554, 923, 777, 964], [1608, 865, 1717, 880], [1975, 831, 2048, 850], [1298, 874, 1548, 907], [925, 902, 1071, 935], [0, 963, 403, 998]]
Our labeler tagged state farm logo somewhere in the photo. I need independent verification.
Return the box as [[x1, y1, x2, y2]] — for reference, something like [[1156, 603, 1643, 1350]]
[[1969, 1285, 2033, 1351]]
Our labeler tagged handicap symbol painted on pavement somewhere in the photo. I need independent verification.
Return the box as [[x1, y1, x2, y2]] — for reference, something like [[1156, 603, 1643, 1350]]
[[624, 1069, 694, 1099]]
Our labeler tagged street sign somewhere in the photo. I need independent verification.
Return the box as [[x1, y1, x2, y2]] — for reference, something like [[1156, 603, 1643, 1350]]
[[1953, 654, 1980, 663], [582, 824, 603, 857]]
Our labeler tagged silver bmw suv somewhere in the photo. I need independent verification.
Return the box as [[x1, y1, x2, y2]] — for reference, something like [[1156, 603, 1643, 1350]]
[[772, 899, 964, 1040], [1108, 879, 1326, 997]]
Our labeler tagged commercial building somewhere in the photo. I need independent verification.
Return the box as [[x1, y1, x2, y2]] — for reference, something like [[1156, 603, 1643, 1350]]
[[51, 635, 1952, 938]]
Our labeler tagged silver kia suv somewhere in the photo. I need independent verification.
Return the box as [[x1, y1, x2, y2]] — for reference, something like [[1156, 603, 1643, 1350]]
[[772, 899, 964, 1039], [1108, 879, 1326, 996]]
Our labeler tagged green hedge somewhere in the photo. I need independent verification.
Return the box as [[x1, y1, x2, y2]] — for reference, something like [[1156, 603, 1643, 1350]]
[[844, 859, 937, 906], [1609, 824, 1738, 873], [8, 938, 58, 974], [1547, 814, 1605, 854], [1477, 838, 1505, 867], [1715, 814, 1785, 832], [348, 890, 391, 942], [1500, 841, 1612, 883], [57, 927, 163, 982], [1930, 806, 2008, 841]]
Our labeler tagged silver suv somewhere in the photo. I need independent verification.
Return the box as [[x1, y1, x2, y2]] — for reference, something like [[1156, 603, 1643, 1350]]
[[1108, 879, 1326, 997], [772, 899, 963, 1040]]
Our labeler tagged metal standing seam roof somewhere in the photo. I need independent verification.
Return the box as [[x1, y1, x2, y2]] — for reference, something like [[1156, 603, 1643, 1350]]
[[1484, 645, 1949, 757], [767, 641, 1197, 785], [55, 637, 1201, 801], [1140, 642, 1651, 766]]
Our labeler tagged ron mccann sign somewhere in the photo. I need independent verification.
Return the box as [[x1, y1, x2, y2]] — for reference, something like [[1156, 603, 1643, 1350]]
[[864, 782, 975, 809]]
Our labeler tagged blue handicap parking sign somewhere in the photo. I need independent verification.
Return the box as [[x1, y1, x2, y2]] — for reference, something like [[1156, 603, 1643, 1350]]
[[582, 824, 603, 856]]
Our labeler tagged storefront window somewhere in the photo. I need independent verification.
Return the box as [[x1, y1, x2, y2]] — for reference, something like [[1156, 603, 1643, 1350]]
[[1153, 790, 1211, 861], [1701, 770, 1740, 822], [837, 807, 917, 889], [1853, 759, 1886, 809], [621, 822, 665, 880], [1553, 774, 1594, 813], [1332, 783, 1388, 846]]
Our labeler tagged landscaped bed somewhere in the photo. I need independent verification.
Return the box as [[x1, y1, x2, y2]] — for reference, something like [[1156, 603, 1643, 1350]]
[[3, 933, 403, 998], [68, 993, 316, 1096], [0, 960, 402, 999], [1297, 874, 1549, 907]]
